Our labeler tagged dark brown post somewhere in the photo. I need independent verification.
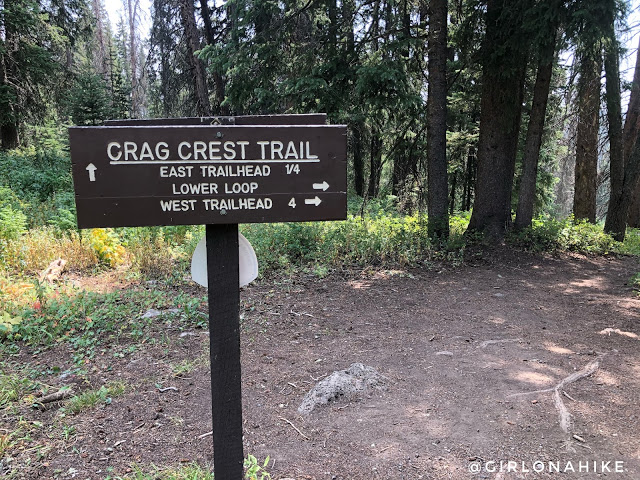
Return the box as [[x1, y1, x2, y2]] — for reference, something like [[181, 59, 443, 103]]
[[206, 224, 243, 479]]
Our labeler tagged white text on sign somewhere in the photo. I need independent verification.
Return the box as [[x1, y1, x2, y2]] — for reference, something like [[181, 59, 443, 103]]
[[107, 141, 319, 162]]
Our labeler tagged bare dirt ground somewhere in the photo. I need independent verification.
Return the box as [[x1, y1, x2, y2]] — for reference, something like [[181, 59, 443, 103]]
[[3, 248, 640, 479]]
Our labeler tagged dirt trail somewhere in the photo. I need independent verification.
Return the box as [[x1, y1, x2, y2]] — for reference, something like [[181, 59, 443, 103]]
[[10, 250, 640, 479]]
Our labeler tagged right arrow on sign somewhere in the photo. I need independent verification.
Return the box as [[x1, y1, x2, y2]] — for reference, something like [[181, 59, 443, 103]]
[[305, 196, 322, 206], [312, 181, 330, 191]]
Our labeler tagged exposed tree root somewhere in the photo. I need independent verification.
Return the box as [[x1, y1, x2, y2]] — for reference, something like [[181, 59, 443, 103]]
[[478, 338, 522, 348], [507, 353, 609, 434], [599, 327, 639, 340]]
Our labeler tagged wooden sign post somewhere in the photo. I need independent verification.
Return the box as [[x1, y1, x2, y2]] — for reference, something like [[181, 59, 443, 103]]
[[69, 115, 347, 480]]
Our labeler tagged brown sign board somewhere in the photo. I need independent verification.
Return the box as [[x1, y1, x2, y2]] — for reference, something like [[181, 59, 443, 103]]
[[69, 124, 347, 228]]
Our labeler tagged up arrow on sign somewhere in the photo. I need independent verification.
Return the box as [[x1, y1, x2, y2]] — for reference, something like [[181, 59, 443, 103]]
[[86, 163, 97, 182]]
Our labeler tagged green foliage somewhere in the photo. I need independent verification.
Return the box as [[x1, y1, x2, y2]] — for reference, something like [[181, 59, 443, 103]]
[[508, 216, 621, 253], [619, 229, 640, 256], [63, 72, 115, 126], [66, 382, 126, 414], [0, 369, 38, 408], [88, 228, 126, 267], [0, 148, 73, 228], [3, 287, 205, 362], [244, 454, 271, 480], [0, 206, 27, 240], [0, 185, 28, 240], [0, 0, 62, 149], [241, 211, 467, 274], [0, 311, 23, 338], [103, 456, 271, 480], [112, 463, 215, 480]]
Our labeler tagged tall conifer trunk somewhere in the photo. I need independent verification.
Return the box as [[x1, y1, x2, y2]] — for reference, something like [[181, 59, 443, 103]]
[[126, 0, 142, 117], [426, 0, 449, 239], [573, 50, 601, 223], [622, 35, 640, 227], [514, 35, 556, 230], [180, 0, 211, 116], [466, 0, 528, 241], [368, 133, 383, 198]]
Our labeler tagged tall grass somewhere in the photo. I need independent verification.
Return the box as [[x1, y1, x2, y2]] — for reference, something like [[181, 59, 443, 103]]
[[2, 212, 639, 281]]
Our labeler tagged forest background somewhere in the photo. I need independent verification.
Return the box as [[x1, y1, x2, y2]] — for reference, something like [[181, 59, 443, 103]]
[[3, 2, 640, 478], [3, 0, 640, 275]]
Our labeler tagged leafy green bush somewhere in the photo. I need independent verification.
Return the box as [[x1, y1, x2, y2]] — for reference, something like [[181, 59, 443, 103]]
[[0, 148, 73, 228], [241, 212, 467, 274], [0, 186, 27, 240], [88, 228, 126, 267], [619, 228, 640, 256], [508, 216, 621, 254], [4, 287, 205, 361], [0, 206, 27, 240]]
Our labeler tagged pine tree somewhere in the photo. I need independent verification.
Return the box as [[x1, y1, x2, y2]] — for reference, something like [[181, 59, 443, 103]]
[[1, 0, 59, 148]]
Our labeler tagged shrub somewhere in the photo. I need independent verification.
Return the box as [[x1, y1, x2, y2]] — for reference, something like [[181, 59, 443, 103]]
[[0, 148, 73, 228], [0, 206, 27, 240], [1, 228, 98, 275], [88, 229, 126, 267], [126, 229, 178, 279], [508, 216, 621, 254]]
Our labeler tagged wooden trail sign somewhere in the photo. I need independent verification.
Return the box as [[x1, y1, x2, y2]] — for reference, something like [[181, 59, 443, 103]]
[[69, 115, 347, 480], [70, 124, 347, 228]]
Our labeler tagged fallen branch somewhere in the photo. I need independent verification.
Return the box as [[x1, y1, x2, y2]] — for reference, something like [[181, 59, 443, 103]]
[[33, 388, 73, 410], [279, 416, 309, 440], [198, 431, 213, 439]]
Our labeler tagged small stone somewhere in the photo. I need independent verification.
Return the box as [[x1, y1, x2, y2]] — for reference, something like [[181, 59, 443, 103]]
[[140, 309, 162, 319]]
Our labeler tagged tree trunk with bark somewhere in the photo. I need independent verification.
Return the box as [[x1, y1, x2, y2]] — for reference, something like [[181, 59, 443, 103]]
[[514, 37, 556, 230], [573, 50, 601, 223], [352, 122, 365, 196], [92, 0, 110, 80], [466, 0, 528, 241], [622, 35, 640, 227], [0, 124, 19, 151], [180, 0, 211, 116], [127, 0, 142, 117], [368, 132, 383, 198], [604, 8, 629, 240], [426, 0, 449, 239], [463, 148, 475, 211]]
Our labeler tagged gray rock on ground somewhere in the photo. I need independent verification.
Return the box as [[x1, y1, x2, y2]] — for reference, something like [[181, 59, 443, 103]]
[[298, 363, 387, 414]]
